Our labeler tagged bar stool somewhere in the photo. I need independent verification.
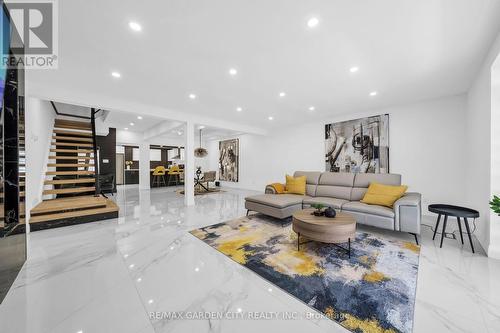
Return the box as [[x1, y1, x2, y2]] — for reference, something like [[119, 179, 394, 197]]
[[152, 166, 166, 187], [167, 165, 180, 186]]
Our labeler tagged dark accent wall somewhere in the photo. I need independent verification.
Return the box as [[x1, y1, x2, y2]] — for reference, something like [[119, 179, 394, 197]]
[[124, 145, 139, 169], [0, 48, 26, 303], [96, 128, 116, 192]]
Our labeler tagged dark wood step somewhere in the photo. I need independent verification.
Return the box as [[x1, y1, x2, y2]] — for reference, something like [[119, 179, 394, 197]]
[[43, 187, 95, 196]]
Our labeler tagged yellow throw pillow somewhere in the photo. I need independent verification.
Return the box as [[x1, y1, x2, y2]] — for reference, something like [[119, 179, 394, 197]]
[[285, 175, 306, 195], [361, 182, 408, 208]]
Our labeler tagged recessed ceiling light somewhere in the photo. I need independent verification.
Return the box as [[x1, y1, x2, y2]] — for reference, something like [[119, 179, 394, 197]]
[[148, 299, 154, 304], [307, 17, 320, 28], [124, 127, 129, 130], [111, 71, 121, 78], [199, 125, 205, 129], [279, 92, 286, 97], [268, 116, 274, 120], [369, 91, 378, 97], [308, 106, 315, 111], [129, 21, 142, 32], [177, 131, 183, 135], [350, 67, 359, 73], [137, 116, 143, 120], [229, 68, 238, 76], [130, 122, 135, 126], [236, 107, 243, 112], [189, 93, 197, 99]]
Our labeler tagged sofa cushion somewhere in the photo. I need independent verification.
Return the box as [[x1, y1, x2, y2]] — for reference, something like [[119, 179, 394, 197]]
[[351, 173, 402, 201], [361, 183, 408, 207], [302, 197, 348, 209], [315, 172, 355, 200], [285, 175, 306, 195], [294, 171, 321, 196], [245, 194, 305, 209], [342, 201, 395, 218]]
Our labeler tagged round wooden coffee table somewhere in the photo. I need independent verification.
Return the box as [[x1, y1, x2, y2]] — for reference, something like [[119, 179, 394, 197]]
[[292, 208, 356, 257]]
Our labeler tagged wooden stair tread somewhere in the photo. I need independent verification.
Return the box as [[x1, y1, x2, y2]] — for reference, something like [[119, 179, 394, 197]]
[[47, 163, 94, 167], [50, 148, 94, 153], [51, 141, 93, 147], [46, 171, 95, 176], [54, 119, 92, 130], [30, 205, 118, 223], [30, 195, 107, 215], [44, 178, 95, 185], [52, 136, 93, 142], [43, 187, 95, 195], [48, 156, 93, 160], [53, 129, 92, 137]]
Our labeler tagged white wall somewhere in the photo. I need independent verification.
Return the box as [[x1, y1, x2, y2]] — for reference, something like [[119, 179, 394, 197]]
[[207, 95, 468, 216], [25, 97, 55, 222], [466, 31, 500, 258]]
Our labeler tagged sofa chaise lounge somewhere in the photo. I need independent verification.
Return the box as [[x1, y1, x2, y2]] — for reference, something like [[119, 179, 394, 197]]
[[244, 171, 421, 243]]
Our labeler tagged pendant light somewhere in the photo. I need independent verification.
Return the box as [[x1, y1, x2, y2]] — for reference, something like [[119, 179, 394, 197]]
[[194, 128, 208, 158]]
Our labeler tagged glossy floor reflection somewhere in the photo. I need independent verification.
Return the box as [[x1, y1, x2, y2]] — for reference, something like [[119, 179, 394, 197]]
[[0, 185, 499, 333]]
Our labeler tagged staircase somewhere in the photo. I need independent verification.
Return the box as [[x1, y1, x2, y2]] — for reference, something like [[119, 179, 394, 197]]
[[29, 117, 118, 230]]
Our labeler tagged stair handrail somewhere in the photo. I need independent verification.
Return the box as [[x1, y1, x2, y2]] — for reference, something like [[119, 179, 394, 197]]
[[50, 101, 92, 120], [90, 108, 100, 196]]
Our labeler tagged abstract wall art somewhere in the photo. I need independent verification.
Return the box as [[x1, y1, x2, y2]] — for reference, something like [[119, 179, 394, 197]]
[[325, 115, 389, 173], [219, 138, 239, 182]]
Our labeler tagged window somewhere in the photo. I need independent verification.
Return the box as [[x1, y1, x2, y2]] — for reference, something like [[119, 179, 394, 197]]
[[150, 149, 162, 161], [132, 148, 140, 161]]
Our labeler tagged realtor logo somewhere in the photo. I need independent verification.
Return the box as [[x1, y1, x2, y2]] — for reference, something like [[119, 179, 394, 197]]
[[3, 0, 58, 68]]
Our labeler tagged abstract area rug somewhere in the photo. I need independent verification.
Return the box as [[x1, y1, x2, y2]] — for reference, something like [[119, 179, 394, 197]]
[[190, 215, 420, 333]]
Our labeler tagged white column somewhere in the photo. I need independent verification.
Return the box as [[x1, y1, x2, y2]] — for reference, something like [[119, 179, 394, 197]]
[[139, 143, 150, 190], [184, 121, 195, 206], [490, 61, 500, 258]]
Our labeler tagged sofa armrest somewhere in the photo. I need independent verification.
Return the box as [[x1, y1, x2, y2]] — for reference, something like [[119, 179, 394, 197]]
[[394, 192, 421, 234]]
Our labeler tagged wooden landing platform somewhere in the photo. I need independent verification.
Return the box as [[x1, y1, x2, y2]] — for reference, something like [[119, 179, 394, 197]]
[[29, 195, 119, 229]]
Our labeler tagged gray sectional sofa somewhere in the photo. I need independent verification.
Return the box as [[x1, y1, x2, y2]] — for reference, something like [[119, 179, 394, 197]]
[[245, 171, 421, 241]]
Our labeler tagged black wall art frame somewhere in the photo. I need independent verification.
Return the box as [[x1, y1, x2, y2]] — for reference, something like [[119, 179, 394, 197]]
[[325, 114, 389, 173], [219, 138, 239, 182]]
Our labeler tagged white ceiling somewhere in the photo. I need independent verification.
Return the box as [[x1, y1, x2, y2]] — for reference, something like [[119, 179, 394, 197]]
[[54, 101, 243, 142], [104, 109, 162, 133], [29, 0, 500, 130]]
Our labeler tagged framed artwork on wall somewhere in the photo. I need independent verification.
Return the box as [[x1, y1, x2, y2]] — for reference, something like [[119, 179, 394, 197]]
[[325, 114, 389, 173], [219, 138, 239, 182]]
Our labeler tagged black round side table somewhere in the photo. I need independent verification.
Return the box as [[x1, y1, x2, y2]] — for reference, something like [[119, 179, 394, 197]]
[[428, 204, 479, 253]]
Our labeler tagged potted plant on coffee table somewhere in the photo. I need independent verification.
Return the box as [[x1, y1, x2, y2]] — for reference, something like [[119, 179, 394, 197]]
[[310, 203, 325, 216]]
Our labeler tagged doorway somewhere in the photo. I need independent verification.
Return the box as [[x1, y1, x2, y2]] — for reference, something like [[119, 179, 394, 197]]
[[116, 153, 125, 185]]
